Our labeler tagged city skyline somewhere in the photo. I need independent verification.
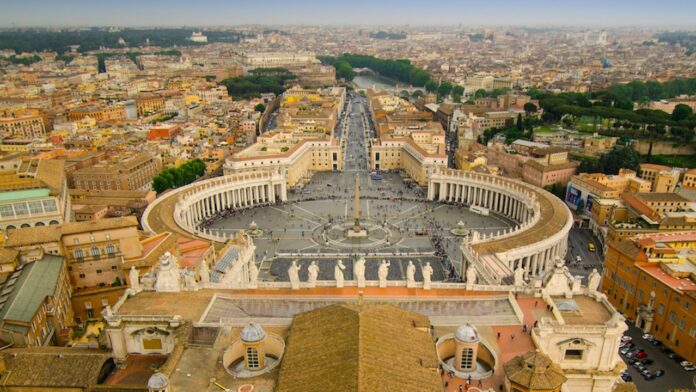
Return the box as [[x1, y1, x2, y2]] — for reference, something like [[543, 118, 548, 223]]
[[2, 0, 696, 28]]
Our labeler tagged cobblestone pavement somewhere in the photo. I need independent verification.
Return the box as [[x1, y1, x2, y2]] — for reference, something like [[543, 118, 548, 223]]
[[204, 93, 515, 282]]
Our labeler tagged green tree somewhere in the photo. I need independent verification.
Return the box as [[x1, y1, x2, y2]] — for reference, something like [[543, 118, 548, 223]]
[[452, 85, 464, 96], [437, 82, 453, 97], [523, 102, 538, 115], [254, 103, 266, 113], [672, 104, 693, 121], [425, 81, 438, 93], [474, 89, 487, 99], [598, 146, 640, 175]]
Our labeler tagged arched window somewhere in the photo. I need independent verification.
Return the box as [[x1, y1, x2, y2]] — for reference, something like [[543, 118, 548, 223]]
[[49, 220, 59, 225], [246, 347, 259, 369], [75, 248, 84, 261], [91, 246, 100, 261], [6, 225, 15, 230], [35, 222, 45, 226], [106, 244, 116, 256], [460, 348, 473, 369]]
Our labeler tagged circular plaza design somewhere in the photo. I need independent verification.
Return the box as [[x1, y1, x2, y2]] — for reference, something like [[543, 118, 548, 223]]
[[142, 165, 572, 284]]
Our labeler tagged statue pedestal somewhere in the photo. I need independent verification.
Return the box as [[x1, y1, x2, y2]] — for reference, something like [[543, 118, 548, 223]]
[[346, 228, 368, 238]]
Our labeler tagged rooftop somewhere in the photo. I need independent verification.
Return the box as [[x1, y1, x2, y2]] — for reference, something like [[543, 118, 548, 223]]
[[0, 255, 63, 328]]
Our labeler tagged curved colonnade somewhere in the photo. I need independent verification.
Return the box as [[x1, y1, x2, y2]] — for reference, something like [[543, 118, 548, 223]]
[[143, 167, 572, 284], [142, 170, 287, 242], [427, 168, 573, 284]]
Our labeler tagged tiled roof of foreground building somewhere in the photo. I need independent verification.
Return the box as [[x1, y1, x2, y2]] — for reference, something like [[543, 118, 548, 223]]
[[276, 303, 442, 392]]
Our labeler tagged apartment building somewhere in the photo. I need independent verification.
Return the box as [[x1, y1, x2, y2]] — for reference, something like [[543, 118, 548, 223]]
[[0, 159, 72, 231], [0, 108, 47, 138], [71, 153, 162, 192], [602, 232, 696, 362], [3, 217, 142, 323], [639, 163, 681, 193], [67, 104, 126, 122], [0, 255, 74, 347]]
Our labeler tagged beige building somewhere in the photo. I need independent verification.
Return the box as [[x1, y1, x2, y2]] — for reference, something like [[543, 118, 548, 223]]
[[638, 163, 681, 193], [367, 90, 448, 185], [0, 108, 47, 138], [3, 217, 142, 323], [136, 94, 166, 117], [71, 153, 162, 192], [0, 159, 72, 231], [0, 255, 74, 347], [67, 104, 126, 122], [225, 133, 342, 188]]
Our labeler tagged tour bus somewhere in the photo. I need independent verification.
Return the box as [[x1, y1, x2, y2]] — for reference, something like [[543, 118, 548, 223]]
[[470, 205, 490, 216]]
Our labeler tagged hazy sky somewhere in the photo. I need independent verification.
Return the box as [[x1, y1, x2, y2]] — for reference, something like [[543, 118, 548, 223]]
[[1, 0, 695, 27]]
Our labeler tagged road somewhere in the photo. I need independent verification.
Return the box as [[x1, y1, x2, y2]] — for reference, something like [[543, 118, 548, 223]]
[[566, 228, 604, 279]]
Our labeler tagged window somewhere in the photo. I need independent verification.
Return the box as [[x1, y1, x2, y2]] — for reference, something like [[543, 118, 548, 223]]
[[689, 326, 696, 338], [79, 273, 85, 279], [460, 348, 474, 369], [657, 303, 665, 315], [669, 311, 676, 323], [246, 347, 260, 369], [565, 349, 584, 360], [96, 269, 102, 274], [91, 246, 100, 261], [106, 244, 115, 256], [686, 302, 691, 310], [75, 248, 84, 261], [679, 319, 686, 330]]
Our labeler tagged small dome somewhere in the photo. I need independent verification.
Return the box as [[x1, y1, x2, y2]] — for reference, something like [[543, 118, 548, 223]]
[[147, 371, 169, 389], [455, 323, 479, 343], [241, 322, 266, 343]]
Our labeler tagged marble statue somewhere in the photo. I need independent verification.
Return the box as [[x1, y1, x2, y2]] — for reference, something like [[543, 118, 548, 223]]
[[514, 266, 526, 287], [354, 257, 366, 288], [406, 260, 416, 288], [102, 305, 113, 319], [466, 265, 477, 286], [155, 252, 182, 292], [248, 260, 259, 288], [587, 268, 601, 292], [648, 290, 656, 310], [199, 259, 210, 284], [129, 266, 140, 291], [288, 260, 301, 290], [422, 262, 433, 290], [378, 259, 390, 288], [183, 270, 198, 291], [307, 261, 320, 288], [335, 260, 346, 288]]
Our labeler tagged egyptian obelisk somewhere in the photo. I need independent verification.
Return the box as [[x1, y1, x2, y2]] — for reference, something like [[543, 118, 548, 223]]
[[353, 173, 361, 232]]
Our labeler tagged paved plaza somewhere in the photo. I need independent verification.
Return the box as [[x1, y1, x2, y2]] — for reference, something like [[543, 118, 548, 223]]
[[204, 93, 515, 282]]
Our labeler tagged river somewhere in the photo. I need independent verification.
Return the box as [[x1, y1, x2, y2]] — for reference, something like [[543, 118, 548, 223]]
[[353, 73, 398, 89]]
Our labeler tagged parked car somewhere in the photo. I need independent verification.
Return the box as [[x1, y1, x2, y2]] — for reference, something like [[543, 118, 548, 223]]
[[640, 358, 654, 365], [636, 351, 648, 359], [621, 336, 633, 343], [655, 369, 665, 377], [621, 373, 633, 382], [685, 365, 696, 372], [642, 334, 655, 341]]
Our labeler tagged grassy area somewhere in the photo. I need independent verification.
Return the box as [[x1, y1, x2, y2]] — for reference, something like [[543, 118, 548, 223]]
[[644, 154, 696, 169], [534, 125, 557, 133]]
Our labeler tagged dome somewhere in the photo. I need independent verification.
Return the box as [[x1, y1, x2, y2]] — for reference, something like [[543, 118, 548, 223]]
[[241, 322, 266, 343], [454, 323, 479, 343], [147, 371, 170, 389]]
